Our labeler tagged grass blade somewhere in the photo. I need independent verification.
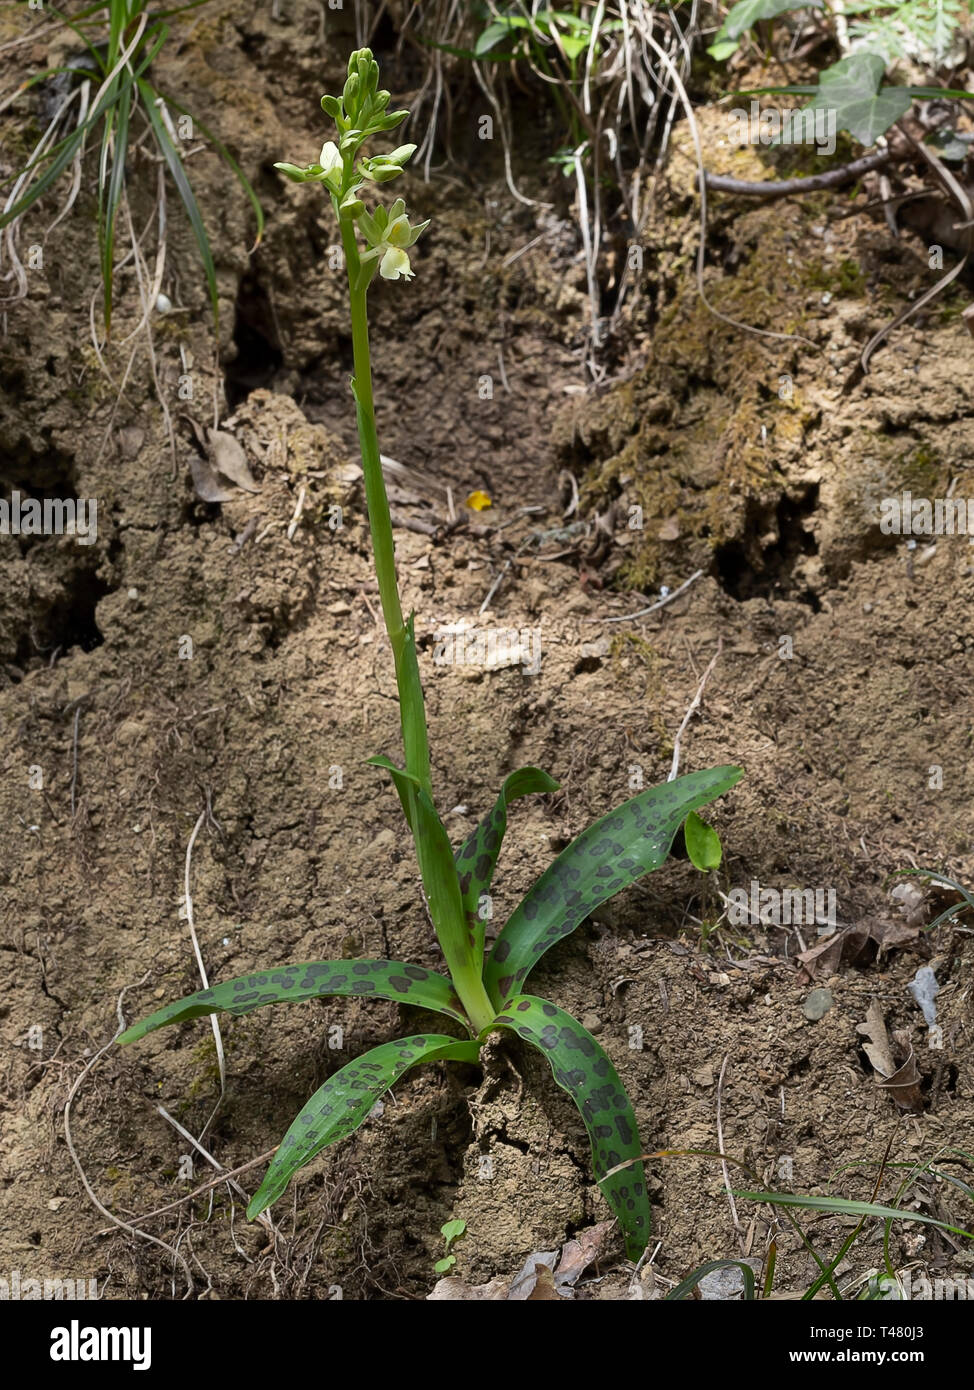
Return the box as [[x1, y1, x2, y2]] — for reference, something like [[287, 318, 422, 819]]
[[161, 91, 264, 246], [665, 1258, 757, 1300], [98, 75, 130, 333], [735, 1191, 974, 1239], [138, 76, 219, 326]]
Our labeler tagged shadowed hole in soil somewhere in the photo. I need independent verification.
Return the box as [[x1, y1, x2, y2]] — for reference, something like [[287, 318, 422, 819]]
[[715, 484, 821, 609], [224, 271, 283, 408], [15, 564, 112, 665], [1, 440, 114, 668]]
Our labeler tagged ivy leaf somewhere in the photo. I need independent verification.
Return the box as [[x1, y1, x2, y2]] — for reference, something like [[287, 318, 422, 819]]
[[789, 53, 913, 146], [474, 20, 518, 55], [708, 38, 741, 61]]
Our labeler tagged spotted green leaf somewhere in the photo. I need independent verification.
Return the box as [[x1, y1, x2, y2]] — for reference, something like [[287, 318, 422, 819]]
[[485, 765, 743, 1005], [116, 958, 467, 1045], [368, 757, 475, 981], [247, 1034, 481, 1218], [489, 996, 649, 1260], [455, 766, 559, 958]]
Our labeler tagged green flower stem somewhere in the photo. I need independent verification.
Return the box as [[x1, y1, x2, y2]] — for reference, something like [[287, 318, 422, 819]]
[[338, 213, 496, 1036], [340, 215, 431, 797]]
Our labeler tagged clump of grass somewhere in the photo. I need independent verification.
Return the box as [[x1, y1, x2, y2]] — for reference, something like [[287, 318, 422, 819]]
[[643, 1140, 974, 1299], [0, 0, 262, 332]]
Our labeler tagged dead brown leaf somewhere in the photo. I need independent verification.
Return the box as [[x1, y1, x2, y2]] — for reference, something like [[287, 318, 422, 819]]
[[186, 420, 261, 502], [207, 429, 260, 492], [856, 1000, 924, 1112], [797, 916, 919, 981], [426, 1221, 615, 1301]]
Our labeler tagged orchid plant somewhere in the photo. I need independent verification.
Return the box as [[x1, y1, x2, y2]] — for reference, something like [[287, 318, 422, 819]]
[[118, 50, 743, 1263]]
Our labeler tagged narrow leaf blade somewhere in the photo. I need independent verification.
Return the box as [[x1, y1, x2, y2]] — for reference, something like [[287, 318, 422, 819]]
[[735, 1191, 974, 1239], [99, 78, 130, 333], [139, 78, 219, 326], [117, 958, 468, 1044], [369, 758, 475, 978], [159, 91, 265, 245], [455, 766, 559, 957], [490, 996, 649, 1260], [486, 766, 743, 1004], [247, 1034, 480, 1217]]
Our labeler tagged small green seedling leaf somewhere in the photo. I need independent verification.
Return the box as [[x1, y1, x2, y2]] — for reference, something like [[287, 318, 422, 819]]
[[683, 810, 722, 871], [248, 1035, 481, 1217], [485, 765, 743, 1005], [455, 766, 559, 957], [488, 995, 649, 1261], [116, 958, 467, 1044], [708, 38, 741, 61], [434, 1216, 466, 1274]]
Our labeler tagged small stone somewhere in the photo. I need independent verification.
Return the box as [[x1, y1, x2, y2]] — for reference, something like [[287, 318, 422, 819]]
[[698, 1265, 750, 1300], [803, 987, 834, 1021], [692, 1064, 715, 1088], [580, 1013, 602, 1035], [368, 829, 396, 854], [579, 637, 610, 661]]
